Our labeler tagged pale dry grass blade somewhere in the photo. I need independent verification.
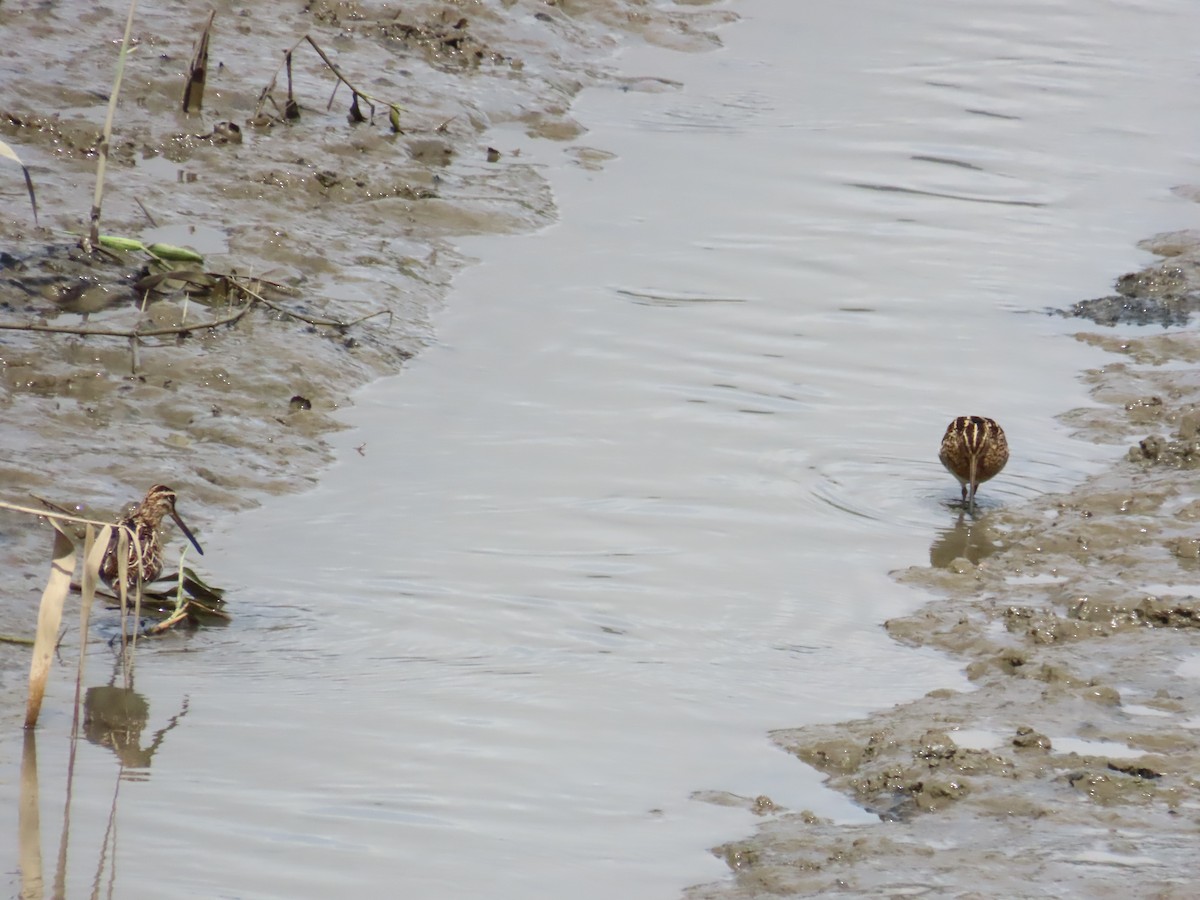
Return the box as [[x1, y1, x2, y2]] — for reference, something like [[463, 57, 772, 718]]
[[25, 520, 77, 729], [0, 137, 39, 225]]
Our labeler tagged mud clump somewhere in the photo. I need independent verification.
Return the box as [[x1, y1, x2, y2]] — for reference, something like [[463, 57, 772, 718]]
[[1056, 236, 1200, 326], [1129, 433, 1200, 468], [1061, 291, 1200, 328], [688, 234, 1200, 898]]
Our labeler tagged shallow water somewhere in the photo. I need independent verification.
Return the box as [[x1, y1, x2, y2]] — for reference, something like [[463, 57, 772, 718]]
[[8, 0, 1200, 897]]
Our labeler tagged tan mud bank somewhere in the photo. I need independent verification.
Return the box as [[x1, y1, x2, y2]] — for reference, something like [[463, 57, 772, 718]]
[[0, 0, 733, 643], [689, 232, 1200, 897]]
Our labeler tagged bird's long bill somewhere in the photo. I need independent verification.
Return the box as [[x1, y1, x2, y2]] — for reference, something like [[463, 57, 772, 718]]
[[968, 455, 979, 508], [171, 510, 205, 556]]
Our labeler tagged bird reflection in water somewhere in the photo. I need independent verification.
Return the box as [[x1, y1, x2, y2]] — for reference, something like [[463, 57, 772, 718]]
[[930, 511, 1003, 569], [83, 684, 189, 772]]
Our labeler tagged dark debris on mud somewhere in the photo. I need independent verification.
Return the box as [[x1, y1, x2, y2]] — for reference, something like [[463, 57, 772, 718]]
[[1060, 287, 1200, 328], [1054, 229, 1200, 327]]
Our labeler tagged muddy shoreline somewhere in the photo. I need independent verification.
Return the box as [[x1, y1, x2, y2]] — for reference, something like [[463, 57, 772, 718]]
[[688, 233, 1200, 897], [0, 0, 733, 646]]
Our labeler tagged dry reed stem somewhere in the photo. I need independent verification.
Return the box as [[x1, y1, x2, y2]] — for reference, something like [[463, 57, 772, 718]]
[[87, 0, 139, 251], [73, 525, 113, 737], [182, 11, 215, 113], [25, 520, 77, 728]]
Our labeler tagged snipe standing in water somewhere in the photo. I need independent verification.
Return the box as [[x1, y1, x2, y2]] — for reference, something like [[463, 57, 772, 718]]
[[100, 485, 204, 592], [938, 416, 1009, 511]]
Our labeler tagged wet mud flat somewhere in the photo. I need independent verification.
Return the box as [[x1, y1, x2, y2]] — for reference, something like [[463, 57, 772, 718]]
[[689, 230, 1200, 897], [0, 0, 733, 647]]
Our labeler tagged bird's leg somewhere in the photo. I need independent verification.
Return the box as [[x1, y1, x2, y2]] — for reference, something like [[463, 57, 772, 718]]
[[967, 456, 979, 512]]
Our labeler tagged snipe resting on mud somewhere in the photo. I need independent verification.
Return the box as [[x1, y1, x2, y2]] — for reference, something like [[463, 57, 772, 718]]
[[100, 485, 204, 592], [938, 416, 1009, 511]]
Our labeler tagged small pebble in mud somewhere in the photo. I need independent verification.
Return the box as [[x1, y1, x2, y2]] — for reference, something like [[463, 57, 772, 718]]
[[911, 778, 970, 812], [407, 138, 453, 165], [965, 660, 988, 680], [1169, 537, 1200, 559], [916, 730, 957, 761], [1085, 685, 1122, 707], [1066, 770, 1155, 805], [1012, 726, 1052, 752], [211, 121, 242, 144], [721, 846, 758, 870], [995, 648, 1027, 674], [1178, 411, 1200, 440], [289, 394, 312, 411], [752, 795, 776, 815]]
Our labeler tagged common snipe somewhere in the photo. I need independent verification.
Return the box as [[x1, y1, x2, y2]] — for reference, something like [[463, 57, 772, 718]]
[[938, 416, 1009, 511], [100, 485, 204, 592]]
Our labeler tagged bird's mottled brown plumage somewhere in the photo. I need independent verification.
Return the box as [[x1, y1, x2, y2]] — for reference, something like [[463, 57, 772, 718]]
[[100, 485, 204, 592], [938, 416, 1009, 510]]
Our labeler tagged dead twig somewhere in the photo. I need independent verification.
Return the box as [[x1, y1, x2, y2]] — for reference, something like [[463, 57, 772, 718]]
[[304, 36, 403, 131], [133, 198, 158, 227], [0, 264, 389, 342], [252, 33, 403, 131], [252, 34, 307, 120], [232, 276, 391, 329], [284, 48, 300, 120], [0, 301, 252, 338], [256, 295, 392, 329]]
